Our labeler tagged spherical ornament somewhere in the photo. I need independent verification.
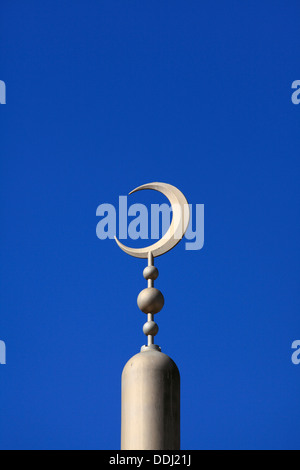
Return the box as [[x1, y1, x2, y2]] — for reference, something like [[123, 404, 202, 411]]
[[143, 320, 159, 336], [143, 266, 159, 281], [137, 287, 164, 314]]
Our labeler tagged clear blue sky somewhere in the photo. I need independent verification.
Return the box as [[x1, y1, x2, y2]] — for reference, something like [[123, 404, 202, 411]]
[[0, 1, 299, 450]]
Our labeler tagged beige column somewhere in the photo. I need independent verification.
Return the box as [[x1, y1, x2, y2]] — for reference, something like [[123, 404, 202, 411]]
[[121, 347, 180, 450]]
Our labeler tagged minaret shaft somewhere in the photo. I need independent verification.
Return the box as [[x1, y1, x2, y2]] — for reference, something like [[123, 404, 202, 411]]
[[121, 349, 180, 450]]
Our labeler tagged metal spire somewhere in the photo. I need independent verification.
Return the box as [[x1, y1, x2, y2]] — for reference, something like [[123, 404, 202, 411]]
[[138, 251, 163, 351], [117, 182, 190, 451]]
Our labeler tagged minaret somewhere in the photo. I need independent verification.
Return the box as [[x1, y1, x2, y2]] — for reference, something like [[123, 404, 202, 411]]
[[115, 182, 190, 451], [121, 252, 180, 450]]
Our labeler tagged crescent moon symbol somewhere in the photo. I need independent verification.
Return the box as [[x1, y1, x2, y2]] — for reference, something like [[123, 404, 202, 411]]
[[114, 182, 190, 259]]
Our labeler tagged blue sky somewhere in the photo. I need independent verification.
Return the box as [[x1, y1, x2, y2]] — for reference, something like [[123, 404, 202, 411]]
[[0, 1, 299, 450]]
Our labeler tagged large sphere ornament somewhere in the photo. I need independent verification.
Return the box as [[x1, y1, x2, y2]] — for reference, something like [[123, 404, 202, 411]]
[[137, 287, 164, 314]]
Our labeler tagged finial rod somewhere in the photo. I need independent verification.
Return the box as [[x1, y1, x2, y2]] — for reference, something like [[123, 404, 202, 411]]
[[147, 313, 154, 346], [147, 253, 155, 346], [148, 252, 154, 287]]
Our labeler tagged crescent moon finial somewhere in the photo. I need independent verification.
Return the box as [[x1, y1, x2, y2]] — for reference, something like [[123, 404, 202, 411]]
[[114, 182, 190, 351], [114, 182, 190, 259]]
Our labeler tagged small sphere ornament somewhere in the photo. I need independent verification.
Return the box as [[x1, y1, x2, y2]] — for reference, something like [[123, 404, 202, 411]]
[[143, 266, 159, 281], [137, 287, 164, 314], [143, 320, 159, 336]]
